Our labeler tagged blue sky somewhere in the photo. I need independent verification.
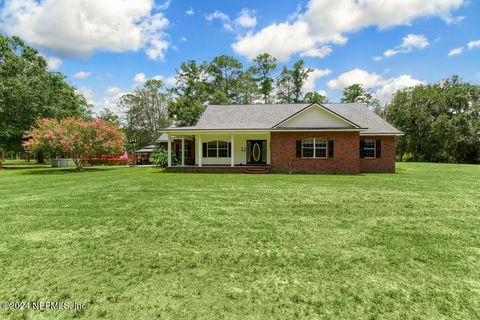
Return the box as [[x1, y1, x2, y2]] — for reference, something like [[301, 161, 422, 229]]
[[0, 0, 479, 113]]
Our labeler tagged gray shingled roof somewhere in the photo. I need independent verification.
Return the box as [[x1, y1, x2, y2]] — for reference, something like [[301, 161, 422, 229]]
[[136, 145, 157, 153], [165, 103, 402, 135]]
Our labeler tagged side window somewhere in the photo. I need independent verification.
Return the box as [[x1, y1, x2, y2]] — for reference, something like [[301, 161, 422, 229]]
[[363, 139, 376, 158]]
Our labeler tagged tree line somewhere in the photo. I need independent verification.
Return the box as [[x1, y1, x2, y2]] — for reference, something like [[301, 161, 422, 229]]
[[385, 75, 480, 163], [0, 34, 478, 164]]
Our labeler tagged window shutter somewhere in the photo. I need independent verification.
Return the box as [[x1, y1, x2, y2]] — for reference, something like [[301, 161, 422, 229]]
[[228, 142, 232, 157], [376, 139, 381, 158], [328, 140, 334, 158], [359, 139, 365, 159], [296, 140, 302, 158], [202, 143, 207, 157], [247, 141, 251, 162]]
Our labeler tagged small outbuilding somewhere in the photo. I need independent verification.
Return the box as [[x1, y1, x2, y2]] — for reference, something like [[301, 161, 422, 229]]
[[135, 145, 157, 165]]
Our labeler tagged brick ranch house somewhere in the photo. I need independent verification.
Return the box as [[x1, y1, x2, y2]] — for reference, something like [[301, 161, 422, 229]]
[[161, 103, 403, 174]]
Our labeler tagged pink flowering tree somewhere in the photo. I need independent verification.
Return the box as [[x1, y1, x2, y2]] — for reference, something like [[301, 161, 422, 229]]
[[23, 118, 125, 169]]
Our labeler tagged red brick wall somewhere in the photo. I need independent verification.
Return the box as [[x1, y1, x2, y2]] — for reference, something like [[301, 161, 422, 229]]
[[271, 132, 397, 174], [359, 136, 396, 173], [271, 132, 360, 174]]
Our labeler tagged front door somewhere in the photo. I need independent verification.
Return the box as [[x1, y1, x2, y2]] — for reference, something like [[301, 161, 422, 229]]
[[247, 140, 267, 165]]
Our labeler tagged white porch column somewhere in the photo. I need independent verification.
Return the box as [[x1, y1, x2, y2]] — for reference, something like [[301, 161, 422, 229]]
[[167, 134, 172, 167], [181, 138, 185, 167], [198, 136, 203, 167], [230, 134, 235, 167]]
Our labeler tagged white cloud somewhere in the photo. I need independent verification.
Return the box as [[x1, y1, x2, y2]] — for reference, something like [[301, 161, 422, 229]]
[[134, 73, 176, 87], [384, 49, 399, 57], [448, 46, 464, 56], [157, 0, 171, 11], [103, 91, 127, 115], [318, 89, 328, 97], [233, 0, 464, 61], [383, 34, 429, 57], [373, 56, 383, 61], [105, 87, 121, 96], [0, 0, 171, 61], [402, 34, 429, 49], [233, 21, 322, 61], [206, 9, 257, 33], [74, 71, 92, 79], [180, 37, 187, 42], [77, 87, 94, 104], [186, 8, 194, 16], [152, 75, 177, 87], [97, 86, 128, 115], [235, 9, 257, 28], [467, 39, 480, 49], [328, 68, 423, 105], [206, 10, 234, 32], [46, 57, 62, 70], [300, 45, 332, 58], [140, 12, 170, 61], [375, 75, 424, 105], [303, 69, 332, 92], [206, 10, 230, 22], [134, 73, 146, 83], [328, 68, 383, 90]]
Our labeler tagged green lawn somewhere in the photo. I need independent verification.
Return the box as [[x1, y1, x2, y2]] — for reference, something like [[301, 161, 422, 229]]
[[0, 162, 479, 319]]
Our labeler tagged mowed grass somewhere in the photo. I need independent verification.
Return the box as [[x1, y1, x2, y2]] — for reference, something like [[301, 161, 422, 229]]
[[0, 162, 479, 319]]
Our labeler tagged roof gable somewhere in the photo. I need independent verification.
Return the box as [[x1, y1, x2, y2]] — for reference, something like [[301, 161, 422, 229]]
[[273, 103, 359, 129]]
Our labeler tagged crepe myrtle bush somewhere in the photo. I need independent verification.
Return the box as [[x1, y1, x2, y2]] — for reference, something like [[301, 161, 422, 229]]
[[23, 117, 124, 169]]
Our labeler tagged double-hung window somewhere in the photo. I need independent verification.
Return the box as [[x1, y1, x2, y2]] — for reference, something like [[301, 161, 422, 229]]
[[302, 138, 327, 158], [206, 140, 229, 158], [363, 139, 376, 158]]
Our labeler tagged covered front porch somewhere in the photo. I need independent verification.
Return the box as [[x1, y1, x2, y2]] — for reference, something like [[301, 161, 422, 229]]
[[164, 131, 271, 171]]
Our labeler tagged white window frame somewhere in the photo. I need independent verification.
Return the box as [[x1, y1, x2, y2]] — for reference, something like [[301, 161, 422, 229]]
[[206, 140, 229, 158], [364, 139, 376, 159], [302, 138, 327, 159]]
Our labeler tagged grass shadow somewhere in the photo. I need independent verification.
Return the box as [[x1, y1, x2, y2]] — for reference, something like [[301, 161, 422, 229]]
[[18, 167, 118, 175], [3, 165, 51, 170]]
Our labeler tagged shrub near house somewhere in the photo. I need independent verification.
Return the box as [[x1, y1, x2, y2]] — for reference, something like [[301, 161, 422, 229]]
[[24, 118, 124, 169]]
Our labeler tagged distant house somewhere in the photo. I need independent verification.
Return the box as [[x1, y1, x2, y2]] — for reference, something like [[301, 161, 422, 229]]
[[135, 145, 157, 165], [160, 103, 403, 173]]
